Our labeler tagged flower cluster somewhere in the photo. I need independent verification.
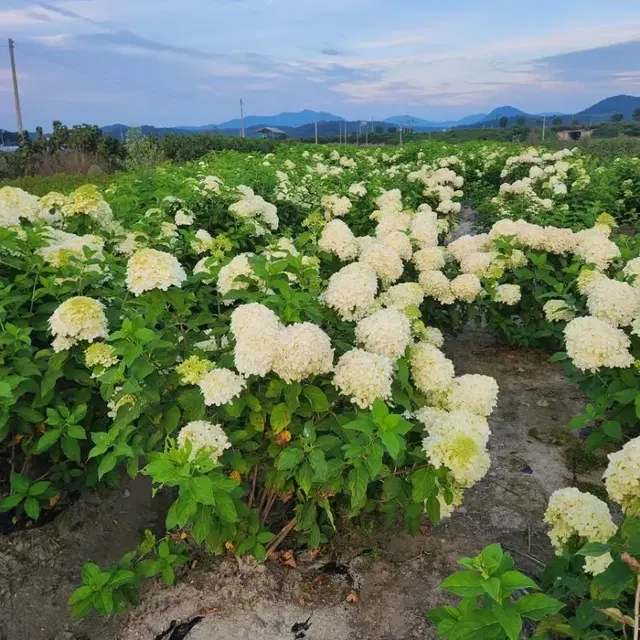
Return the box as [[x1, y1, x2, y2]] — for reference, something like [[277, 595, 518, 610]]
[[49, 297, 108, 352], [177, 420, 231, 462]]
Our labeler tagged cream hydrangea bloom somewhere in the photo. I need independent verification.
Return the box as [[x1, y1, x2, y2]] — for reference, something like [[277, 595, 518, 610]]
[[199, 368, 247, 406], [378, 230, 413, 261], [217, 253, 256, 300], [445, 374, 499, 417], [176, 355, 214, 385], [359, 241, 404, 285], [410, 342, 455, 395], [177, 420, 230, 462], [586, 277, 640, 328], [419, 270, 455, 304], [49, 297, 108, 352], [85, 343, 118, 368], [544, 487, 616, 575], [543, 300, 575, 323], [380, 283, 425, 311], [494, 284, 521, 305], [450, 274, 483, 303], [417, 407, 490, 488], [321, 194, 352, 219], [126, 248, 186, 295], [413, 246, 446, 272], [272, 323, 334, 383], [230, 303, 283, 377], [622, 257, 640, 286], [355, 308, 411, 359], [318, 219, 359, 261], [564, 316, 633, 372], [603, 437, 640, 516], [322, 262, 378, 321], [333, 349, 393, 409]]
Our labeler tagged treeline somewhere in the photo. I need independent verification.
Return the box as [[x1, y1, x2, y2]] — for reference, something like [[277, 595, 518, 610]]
[[0, 122, 279, 180]]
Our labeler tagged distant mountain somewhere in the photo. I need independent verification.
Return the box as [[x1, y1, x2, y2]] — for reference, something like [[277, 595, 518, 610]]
[[217, 109, 343, 130], [484, 106, 526, 120], [576, 94, 640, 120]]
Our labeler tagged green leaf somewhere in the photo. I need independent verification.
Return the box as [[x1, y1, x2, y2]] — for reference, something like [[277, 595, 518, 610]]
[[97, 452, 118, 480], [10, 472, 29, 494], [276, 447, 304, 471], [68, 585, 94, 606], [213, 492, 239, 523], [411, 468, 435, 503], [601, 420, 622, 441], [27, 481, 50, 497], [479, 544, 504, 576], [265, 379, 283, 399], [342, 419, 373, 436], [303, 385, 330, 412], [62, 435, 81, 462], [0, 493, 24, 511], [270, 403, 291, 433], [66, 423, 87, 440], [515, 594, 564, 620], [379, 430, 401, 459], [284, 383, 301, 410], [257, 531, 275, 544], [34, 428, 61, 454], [348, 465, 369, 512], [189, 476, 215, 505], [309, 449, 328, 481], [499, 571, 540, 594], [163, 406, 181, 432], [492, 602, 522, 640], [23, 496, 41, 520], [440, 570, 485, 597], [372, 398, 389, 422], [482, 577, 501, 602], [576, 542, 611, 557], [296, 462, 313, 495]]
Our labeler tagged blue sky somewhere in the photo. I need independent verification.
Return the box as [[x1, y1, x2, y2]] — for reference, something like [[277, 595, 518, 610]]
[[1, 0, 640, 129]]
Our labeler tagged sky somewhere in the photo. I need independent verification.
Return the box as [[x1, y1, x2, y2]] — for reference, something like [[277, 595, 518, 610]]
[[1, 0, 640, 129]]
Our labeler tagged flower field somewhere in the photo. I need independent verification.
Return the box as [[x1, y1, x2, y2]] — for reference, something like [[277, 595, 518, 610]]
[[0, 141, 639, 639]]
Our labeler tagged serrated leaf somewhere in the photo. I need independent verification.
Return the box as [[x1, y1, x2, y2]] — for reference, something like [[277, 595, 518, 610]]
[[270, 403, 291, 433], [515, 593, 564, 620], [303, 385, 329, 412], [276, 447, 304, 470], [492, 602, 522, 640], [34, 428, 61, 454], [440, 570, 485, 597]]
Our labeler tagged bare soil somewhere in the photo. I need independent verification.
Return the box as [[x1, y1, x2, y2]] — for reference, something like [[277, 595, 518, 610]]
[[0, 331, 600, 640]]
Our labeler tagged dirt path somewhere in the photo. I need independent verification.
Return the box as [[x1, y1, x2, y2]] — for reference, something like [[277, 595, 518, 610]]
[[112, 332, 591, 640], [0, 331, 595, 640]]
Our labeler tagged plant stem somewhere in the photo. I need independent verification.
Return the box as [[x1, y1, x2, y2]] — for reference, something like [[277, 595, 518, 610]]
[[248, 465, 259, 508], [261, 491, 277, 525], [633, 576, 639, 640], [266, 517, 297, 558]]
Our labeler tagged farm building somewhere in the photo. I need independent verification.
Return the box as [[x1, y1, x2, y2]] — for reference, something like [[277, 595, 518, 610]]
[[256, 127, 287, 140], [556, 129, 593, 141]]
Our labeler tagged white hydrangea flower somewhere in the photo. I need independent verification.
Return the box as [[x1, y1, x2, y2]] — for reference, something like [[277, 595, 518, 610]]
[[375, 210, 412, 235], [174, 210, 194, 226], [359, 241, 404, 285], [494, 284, 521, 305], [622, 256, 640, 286], [419, 270, 455, 305], [230, 303, 283, 377], [380, 283, 425, 311], [321, 194, 352, 219], [450, 274, 483, 303], [49, 297, 108, 352], [544, 487, 616, 575], [543, 300, 575, 323], [410, 211, 439, 248], [378, 230, 413, 261], [272, 323, 334, 383], [445, 374, 499, 417], [199, 368, 247, 406], [84, 343, 118, 368], [126, 248, 186, 295], [0, 186, 42, 226], [355, 308, 411, 359], [603, 436, 640, 516], [413, 246, 446, 272], [318, 219, 359, 261], [410, 342, 455, 395], [564, 316, 634, 372], [586, 277, 640, 328], [217, 253, 255, 300], [418, 407, 490, 488], [177, 420, 230, 462], [333, 349, 393, 409], [322, 262, 378, 321]]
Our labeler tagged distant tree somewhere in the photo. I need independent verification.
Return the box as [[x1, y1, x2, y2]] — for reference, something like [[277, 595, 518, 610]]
[[516, 117, 525, 126], [387, 126, 397, 134], [572, 119, 580, 126], [374, 125, 384, 134], [552, 117, 563, 126], [633, 108, 640, 122], [499, 116, 509, 129], [612, 113, 624, 122]]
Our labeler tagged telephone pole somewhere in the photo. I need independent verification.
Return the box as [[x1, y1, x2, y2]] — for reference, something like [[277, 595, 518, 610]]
[[315, 121, 318, 144], [541, 115, 546, 141], [240, 98, 245, 139], [8, 39, 24, 135]]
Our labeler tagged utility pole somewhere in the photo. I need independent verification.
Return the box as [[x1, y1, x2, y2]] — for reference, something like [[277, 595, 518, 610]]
[[314, 121, 318, 144], [399, 125, 403, 146], [542, 115, 546, 141], [8, 39, 24, 135], [240, 98, 245, 139], [364, 121, 368, 146]]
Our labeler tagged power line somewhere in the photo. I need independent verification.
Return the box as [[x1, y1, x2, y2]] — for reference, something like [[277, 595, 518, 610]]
[[14, 43, 198, 104]]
